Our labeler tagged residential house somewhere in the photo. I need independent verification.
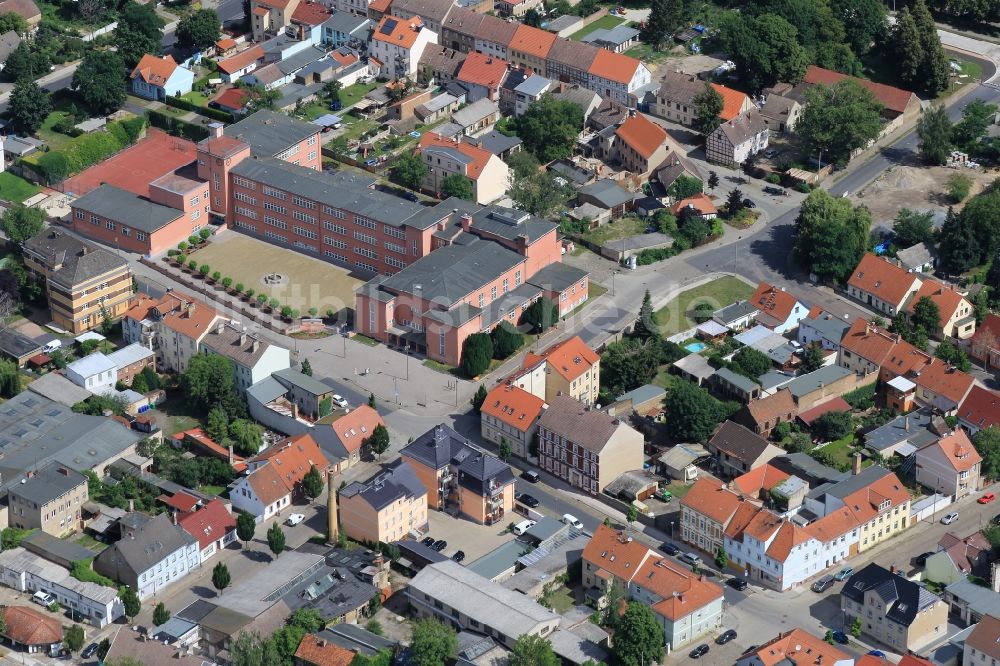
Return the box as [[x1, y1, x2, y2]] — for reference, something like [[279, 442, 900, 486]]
[[706, 108, 769, 167], [511, 335, 600, 405], [906, 279, 976, 339], [915, 429, 981, 499], [106, 344, 155, 387], [800, 65, 920, 125], [652, 150, 698, 194], [0, 606, 63, 655], [451, 98, 500, 137], [783, 365, 859, 411], [454, 51, 508, 102], [581, 24, 639, 53], [945, 578, 1000, 626], [7, 462, 87, 536], [847, 254, 923, 317], [582, 525, 724, 649], [798, 311, 851, 351], [295, 634, 357, 666], [968, 313, 1000, 373], [22, 230, 132, 335], [0, 547, 123, 628], [339, 460, 428, 543], [480, 383, 546, 459], [322, 11, 371, 47], [707, 421, 784, 477], [733, 388, 797, 437], [670, 193, 717, 220], [327, 405, 386, 469], [507, 24, 554, 77], [679, 478, 749, 556], [417, 44, 467, 86], [536, 395, 644, 494], [228, 433, 330, 522], [962, 614, 1000, 666], [958, 386, 1000, 436], [370, 15, 437, 80], [897, 242, 936, 274], [123, 291, 221, 373], [199, 321, 291, 393], [736, 629, 850, 666], [416, 132, 510, 204], [837, 319, 903, 378], [65, 352, 117, 395], [177, 499, 237, 563], [548, 83, 602, 121], [94, 512, 201, 600], [495, 0, 542, 18], [841, 564, 948, 652], [653, 72, 711, 126], [407, 560, 560, 648], [877, 338, 975, 413], [390, 0, 455, 35], [749, 282, 807, 334], [610, 112, 669, 177], [759, 93, 801, 133], [513, 74, 551, 116], [925, 530, 993, 585], [400, 424, 515, 525], [713, 301, 760, 332], [130, 54, 194, 101], [216, 45, 264, 83], [576, 179, 633, 219], [586, 49, 651, 105], [712, 367, 762, 403]]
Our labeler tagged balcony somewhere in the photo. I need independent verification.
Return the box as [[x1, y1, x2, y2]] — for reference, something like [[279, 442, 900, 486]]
[[487, 493, 504, 509], [484, 507, 504, 525]]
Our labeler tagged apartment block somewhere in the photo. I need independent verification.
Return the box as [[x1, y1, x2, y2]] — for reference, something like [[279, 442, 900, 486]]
[[123, 291, 221, 373], [7, 463, 88, 537], [339, 460, 428, 543]]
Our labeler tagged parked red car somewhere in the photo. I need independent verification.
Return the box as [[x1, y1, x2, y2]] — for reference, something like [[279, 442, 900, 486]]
[[979, 493, 995, 504]]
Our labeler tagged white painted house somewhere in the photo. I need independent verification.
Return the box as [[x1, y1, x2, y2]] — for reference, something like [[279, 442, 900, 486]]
[[129, 54, 195, 101], [65, 352, 117, 395], [199, 321, 290, 393], [228, 433, 330, 522], [369, 14, 437, 80]]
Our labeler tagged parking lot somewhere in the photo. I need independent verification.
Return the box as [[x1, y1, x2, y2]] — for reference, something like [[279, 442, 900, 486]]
[[424, 510, 521, 562]]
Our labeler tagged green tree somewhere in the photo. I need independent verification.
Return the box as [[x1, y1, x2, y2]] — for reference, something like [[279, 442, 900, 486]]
[[520, 297, 559, 334], [509, 634, 559, 666], [230, 630, 267, 666], [180, 353, 245, 418], [813, 411, 853, 441], [73, 50, 127, 115], [368, 392, 377, 408], [720, 12, 809, 91], [641, 0, 683, 49], [911, 295, 941, 334], [319, 396, 333, 417], [236, 511, 256, 548], [850, 616, 862, 638], [390, 152, 429, 191], [491, 321, 523, 359], [322, 80, 342, 106], [666, 174, 704, 200], [288, 608, 325, 633], [8, 78, 50, 135], [0, 359, 22, 399], [509, 171, 574, 217], [911, 0, 950, 95], [626, 504, 638, 528], [938, 206, 980, 274], [663, 381, 723, 442], [243, 83, 281, 111], [3, 41, 43, 82], [368, 423, 390, 461], [830, 0, 885, 55], [797, 80, 883, 166], [523, 7, 542, 26], [947, 173, 972, 204], [229, 419, 262, 456], [952, 99, 998, 151], [460, 332, 493, 378], [613, 602, 664, 666], [440, 174, 473, 201], [890, 7, 923, 88], [411, 619, 458, 666], [302, 464, 324, 502], [917, 105, 953, 165], [961, 184, 1000, 258], [633, 290, 657, 341], [693, 83, 724, 135], [707, 171, 720, 190], [153, 602, 170, 626], [498, 437, 512, 461], [800, 345, 826, 373], [121, 586, 141, 622], [793, 189, 872, 282], [726, 188, 745, 218], [212, 562, 231, 593], [601, 337, 660, 395], [1, 205, 44, 245], [731, 347, 771, 379], [935, 339, 971, 371], [515, 95, 585, 161], [715, 547, 728, 568], [65, 624, 85, 652], [176, 9, 220, 51], [893, 208, 936, 248], [986, 249, 1000, 307], [114, 1, 165, 67], [267, 522, 286, 557], [471, 384, 488, 412], [300, 358, 313, 376], [205, 406, 229, 442], [0, 12, 28, 35], [506, 150, 541, 179], [975, 427, 1000, 479]]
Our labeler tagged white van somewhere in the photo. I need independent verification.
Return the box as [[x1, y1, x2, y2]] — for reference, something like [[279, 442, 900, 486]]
[[41, 339, 62, 354], [513, 519, 536, 536], [32, 590, 55, 606]]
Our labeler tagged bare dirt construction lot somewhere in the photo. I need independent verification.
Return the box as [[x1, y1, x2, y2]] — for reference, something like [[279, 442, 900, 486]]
[[192, 232, 364, 315], [852, 164, 999, 227]]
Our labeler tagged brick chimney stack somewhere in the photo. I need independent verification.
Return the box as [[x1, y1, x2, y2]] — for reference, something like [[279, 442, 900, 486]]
[[327, 468, 339, 543]]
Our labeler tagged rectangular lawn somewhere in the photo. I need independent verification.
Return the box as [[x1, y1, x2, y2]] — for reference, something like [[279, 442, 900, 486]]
[[652, 276, 755, 337], [0, 172, 42, 204], [570, 15, 624, 40]]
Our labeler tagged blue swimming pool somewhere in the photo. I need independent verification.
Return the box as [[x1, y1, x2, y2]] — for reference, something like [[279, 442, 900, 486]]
[[685, 342, 707, 353]]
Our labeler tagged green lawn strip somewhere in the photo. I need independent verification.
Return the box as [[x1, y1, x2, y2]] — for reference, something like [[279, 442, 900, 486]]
[[651, 276, 755, 336], [570, 15, 624, 40], [0, 172, 42, 204], [579, 216, 648, 247]]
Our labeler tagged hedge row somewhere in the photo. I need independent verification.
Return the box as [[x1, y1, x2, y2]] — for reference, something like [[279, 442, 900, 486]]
[[164, 94, 232, 123], [26, 116, 147, 185], [147, 109, 210, 141]]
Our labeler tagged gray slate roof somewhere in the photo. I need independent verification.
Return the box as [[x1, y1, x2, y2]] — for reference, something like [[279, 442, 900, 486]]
[[273, 367, 331, 397], [94, 513, 196, 581], [801, 313, 850, 345], [528, 262, 589, 293], [26, 373, 92, 407], [580, 24, 639, 47], [10, 461, 86, 506], [537, 395, 625, 453], [714, 367, 761, 393], [865, 409, 940, 453], [340, 460, 426, 511], [714, 300, 759, 324], [400, 424, 513, 493], [708, 420, 772, 465], [0, 328, 41, 359], [452, 99, 498, 128], [783, 365, 852, 400], [24, 231, 127, 291], [464, 131, 522, 156], [578, 179, 633, 209], [72, 184, 181, 232], [224, 110, 318, 158]]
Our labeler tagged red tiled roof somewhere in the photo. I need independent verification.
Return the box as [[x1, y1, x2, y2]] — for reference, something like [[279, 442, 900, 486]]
[[131, 54, 178, 86], [848, 254, 921, 308], [291, 0, 331, 24], [481, 384, 546, 434], [959, 385, 1000, 431], [909, 358, 975, 406], [216, 38, 237, 50], [806, 505, 860, 544], [732, 463, 789, 496], [635, 557, 723, 620], [247, 433, 330, 505], [710, 83, 749, 121], [368, 0, 391, 12], [178, 499, 237, 550], [680, 478, 746, 525], [158, 491, 200, 513], [372, 14, 424, 48], [218, 45, 264, 75], [839, 319, 901, 367], [841, 471, 909, 525], [803, 65, 917, 115], [2, 606, 62, 646], [796, 397, 851, 425], [922, 429, 981, 472], [582, 524, 655, 582], [908, 278, 969, 329], [295, 634, 356, 666], [329, 405, 385, 454], [750, 281, 801, 322], [670, 192, 717, 217], [173, 427, 247, 472], [215, 87, 250, 111], [615, 113, 666, 160], [747, 629, 850, 666], [456, 51, 508, 89], [523, 335, 599, 382], [587, 49, 641, 85], [332, 50, 358, 67], [417, 132, 495, 180], [509, 24, 555, 58]]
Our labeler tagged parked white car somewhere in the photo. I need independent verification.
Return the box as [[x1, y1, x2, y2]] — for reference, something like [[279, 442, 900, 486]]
[[332, 395, 349, 409], [562, 514, 583, 529], [286, 513, 306, 526], [513, 519, 536, 536], [32, 591, 55, 607]]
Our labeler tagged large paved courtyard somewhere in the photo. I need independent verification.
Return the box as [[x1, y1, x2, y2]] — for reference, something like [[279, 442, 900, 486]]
[[191, 232, 364, 315]]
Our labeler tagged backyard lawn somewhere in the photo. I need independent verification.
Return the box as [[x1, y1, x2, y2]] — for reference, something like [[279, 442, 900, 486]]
[[580, 216, 647, 247], [570, 15, 624, 40], [180, 90, 211, 107], [625, 42, 681, 65], [652, 276, 755, 337], [342, 81, 379, 107], [0, 172, 42, 204]]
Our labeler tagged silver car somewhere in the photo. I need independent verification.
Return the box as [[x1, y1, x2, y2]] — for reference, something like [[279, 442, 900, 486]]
[[941, 512, 959, 525]]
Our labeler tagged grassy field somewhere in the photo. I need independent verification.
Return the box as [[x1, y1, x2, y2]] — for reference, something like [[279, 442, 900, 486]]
[[37, 110, 77, 152], [570, 15, 624, 40], [580, 216, 647, 247], [624, 42, 681, 65], [652, 276, 755, 336], [180, 90, 212, 107], [0, 172, 42, 204]]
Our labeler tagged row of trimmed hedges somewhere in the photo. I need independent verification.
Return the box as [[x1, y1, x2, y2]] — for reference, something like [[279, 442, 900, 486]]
[[21, 116, 147, 185], [164, 94, 233, 123], [146, 109, 210, 141]]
